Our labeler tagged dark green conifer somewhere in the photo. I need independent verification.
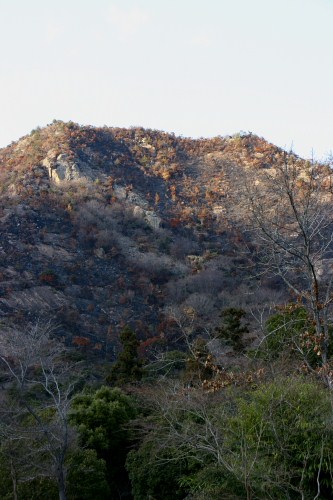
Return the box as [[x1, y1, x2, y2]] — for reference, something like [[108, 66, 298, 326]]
[[215, 307, 249, 352], [107, 326, 143, 385]]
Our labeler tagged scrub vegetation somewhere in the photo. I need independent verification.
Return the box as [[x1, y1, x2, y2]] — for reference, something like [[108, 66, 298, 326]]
[[0, 122, 333, 498]]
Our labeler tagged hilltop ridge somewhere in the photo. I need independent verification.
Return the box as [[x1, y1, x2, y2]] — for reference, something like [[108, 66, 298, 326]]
[[0, 121, 311, 359]]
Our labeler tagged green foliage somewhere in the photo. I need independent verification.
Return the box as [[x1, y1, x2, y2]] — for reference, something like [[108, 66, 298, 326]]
[[171, 378, 333, 498], [145, 350, 187, 379], [70, 386, 137, 496], [129, 376, 333, 499], [71, 386, 137, 453], [215, 307, 249, 352], [107, 326, 143, 385], [224, 378, 333, 498], [15, 479, 57, 500], [265, 305, 310, 349], [178, 465, 241, 500], [0, 449, 58, 500], [265, 304, 333, 366], [263, 304, 320, 366], [67, 449, 110, 499], [0, 451, 14, 500], [126, 440, 197, 500]]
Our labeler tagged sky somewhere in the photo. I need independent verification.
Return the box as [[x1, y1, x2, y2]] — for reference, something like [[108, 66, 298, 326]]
[[0, 0, 332, 159]]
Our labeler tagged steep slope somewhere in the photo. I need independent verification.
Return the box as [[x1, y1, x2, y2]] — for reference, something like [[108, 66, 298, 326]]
[[0, 121, 301, 358]]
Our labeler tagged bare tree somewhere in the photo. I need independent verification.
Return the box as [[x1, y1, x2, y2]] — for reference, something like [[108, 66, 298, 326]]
[[243, 154, 333, 373], [0, 321, 78, 500], [134, 376, 332, 499]]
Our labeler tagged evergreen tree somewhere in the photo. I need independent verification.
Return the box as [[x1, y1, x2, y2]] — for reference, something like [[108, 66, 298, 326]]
[[70, 386, 137, 498], [67, 449, 110, 499], [215, 307, 249, 352], [107, 326, 143, 385]]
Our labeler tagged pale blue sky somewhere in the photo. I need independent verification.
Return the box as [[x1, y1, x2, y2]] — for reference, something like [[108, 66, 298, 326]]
[[0, 0, 332, 159]]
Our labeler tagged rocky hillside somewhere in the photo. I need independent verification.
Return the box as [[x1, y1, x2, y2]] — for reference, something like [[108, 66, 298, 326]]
[[0, 121, 310, 359]]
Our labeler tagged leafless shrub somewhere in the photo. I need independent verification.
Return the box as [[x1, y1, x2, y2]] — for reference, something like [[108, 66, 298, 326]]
[[95, 229, 115, 251], [169, 236, 200, 260], [242, 155, 333, 367], [0, 320, 79, 499], [181, 293, 216, 319]]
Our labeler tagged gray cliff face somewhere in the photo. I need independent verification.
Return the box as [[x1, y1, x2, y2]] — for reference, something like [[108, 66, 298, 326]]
[[42, 152, 104, 183], [42, 151, 162, 229]]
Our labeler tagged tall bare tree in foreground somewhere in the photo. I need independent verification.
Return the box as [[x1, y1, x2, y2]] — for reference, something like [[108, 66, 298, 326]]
[[243, 154, 333, 376], [0, 321, 77, 500]]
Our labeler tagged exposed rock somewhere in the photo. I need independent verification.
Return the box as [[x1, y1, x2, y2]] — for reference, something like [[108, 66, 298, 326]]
[[114, 185, 161, 228], [94, 247, 106, 259], [144, 210, 161, 229], [43, 153, 104, 183], [133, 206, 145, 218]]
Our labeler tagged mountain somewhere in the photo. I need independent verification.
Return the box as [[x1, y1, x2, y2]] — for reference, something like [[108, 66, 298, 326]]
[[0, 121, 304, 359]]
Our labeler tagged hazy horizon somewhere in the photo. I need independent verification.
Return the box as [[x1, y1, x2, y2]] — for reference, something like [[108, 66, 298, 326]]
[[1, 0, 332, 160]]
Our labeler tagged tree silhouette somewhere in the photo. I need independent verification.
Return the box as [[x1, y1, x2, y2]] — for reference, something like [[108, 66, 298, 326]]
[[215, 308, 249, 352], [107, 326, 143, 385]]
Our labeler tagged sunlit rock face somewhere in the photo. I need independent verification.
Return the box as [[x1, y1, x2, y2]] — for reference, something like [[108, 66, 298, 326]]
[[43, 153, 101, 183]]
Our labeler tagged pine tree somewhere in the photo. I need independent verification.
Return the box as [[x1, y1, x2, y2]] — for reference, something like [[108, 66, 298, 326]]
[[107, 326, 143, 385], [215, 308, 249, 352]]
